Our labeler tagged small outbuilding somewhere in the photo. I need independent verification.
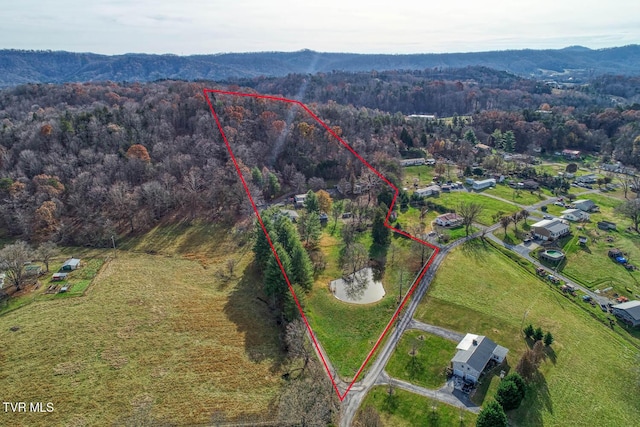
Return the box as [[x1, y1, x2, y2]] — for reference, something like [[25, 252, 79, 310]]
[[52, 272, 68, 281], [61, 258, 81, 271]]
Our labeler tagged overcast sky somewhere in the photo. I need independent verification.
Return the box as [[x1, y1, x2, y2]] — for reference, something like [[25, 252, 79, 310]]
[[1, 0, 639, 55]]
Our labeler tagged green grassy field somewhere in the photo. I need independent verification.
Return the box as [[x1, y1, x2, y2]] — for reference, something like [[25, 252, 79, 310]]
[[484, 184, 547, 206], [0, 222, 284, 426], [386, 331, 456, 389], [0, 253, 105, 316], [414, 240, 640, 426], [402, 165, 436, 190], [359, 386, 478, 427], [543, 193, 640, 297], [305, 226, 432, 379], [434, 192, 520, 225]]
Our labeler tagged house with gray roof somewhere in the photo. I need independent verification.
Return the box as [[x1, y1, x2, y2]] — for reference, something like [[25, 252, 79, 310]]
[[612, 300, 640, 327], [573, 199, 598, 212], [531, 219, 570, 241], [450, 333, 508, 384]]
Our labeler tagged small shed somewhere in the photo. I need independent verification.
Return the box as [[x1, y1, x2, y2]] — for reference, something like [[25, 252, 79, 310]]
[[61, 258, 81, 271], [24, 265, 42, 276], [52, 272, 68, 281]]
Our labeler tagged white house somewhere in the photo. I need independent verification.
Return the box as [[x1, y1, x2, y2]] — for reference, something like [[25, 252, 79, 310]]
[[573, 199, 598, 212], [471, 178, 496, 191], [294, 194, 307, 208], [450, 333, 508, 384], [435, 213, 463, 227], [400, 158, 426, 167], [415, 185, 441, 198], [531, 219, 570, 241], [561, 208, 589, 222]]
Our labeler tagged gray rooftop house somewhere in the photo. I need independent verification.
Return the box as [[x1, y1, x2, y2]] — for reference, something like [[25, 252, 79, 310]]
[[612, 300, 640, 327], [450, 333, 508, 384]]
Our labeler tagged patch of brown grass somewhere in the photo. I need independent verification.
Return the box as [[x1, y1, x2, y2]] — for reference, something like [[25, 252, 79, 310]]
[[0, 225, 283, 426]]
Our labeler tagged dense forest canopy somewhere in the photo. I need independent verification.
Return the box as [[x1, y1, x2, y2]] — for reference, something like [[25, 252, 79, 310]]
[[0, 69, 639, 247], [3, 45, 640, 87]]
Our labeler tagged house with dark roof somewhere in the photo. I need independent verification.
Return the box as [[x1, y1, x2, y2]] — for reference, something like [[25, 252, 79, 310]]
[[612, 300, 640, 327], [450, 333, 508, 384]]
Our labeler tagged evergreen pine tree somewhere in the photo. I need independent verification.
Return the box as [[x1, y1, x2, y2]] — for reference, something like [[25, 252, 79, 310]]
[[304, 190, 319, 213], [533, 326, 544, 341], [543, 331, 554, 346], [291, 243, 314, 291], [300, 211, 322, 248], [476, 401, 507, 427], [253, 216, 274, 268], [523, 324, 534, 339], [264, 242, 292, 310], [372, 206, 391, 247]]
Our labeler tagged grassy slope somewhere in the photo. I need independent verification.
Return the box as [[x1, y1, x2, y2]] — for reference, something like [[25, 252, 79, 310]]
[[360, 387, 478, 427], [484, 184, 547, 206], [436, 191, 519, 225], [0, 222, 284, 426], [305, 227, 430, 378], [415, 240, 640, 426], [550, 193, 640, 297]]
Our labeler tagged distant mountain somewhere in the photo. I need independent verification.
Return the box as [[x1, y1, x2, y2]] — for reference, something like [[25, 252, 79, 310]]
[[1, 45, 640, 87]]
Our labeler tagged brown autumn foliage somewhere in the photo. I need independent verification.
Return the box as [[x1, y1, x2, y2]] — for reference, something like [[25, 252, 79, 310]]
[[126, 144, 151, 162]]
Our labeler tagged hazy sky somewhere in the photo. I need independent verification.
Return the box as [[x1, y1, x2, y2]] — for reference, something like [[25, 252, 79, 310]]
[[2, 0, 639, 54]]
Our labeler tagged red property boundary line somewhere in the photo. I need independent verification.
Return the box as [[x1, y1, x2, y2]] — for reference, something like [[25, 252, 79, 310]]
[[203, 89, 439, 401]]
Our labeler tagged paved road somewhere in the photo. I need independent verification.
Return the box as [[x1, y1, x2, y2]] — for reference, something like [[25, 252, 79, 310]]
[[375, 371, 481, 414], [340, 231, 488, 426], [486, 231, 611, 306], [408, 319, 464, 343], [337, 187, 608, 425]]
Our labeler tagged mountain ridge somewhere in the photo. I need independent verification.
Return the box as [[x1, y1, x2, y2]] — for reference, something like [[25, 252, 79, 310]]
[[1, 45, 639, 87]]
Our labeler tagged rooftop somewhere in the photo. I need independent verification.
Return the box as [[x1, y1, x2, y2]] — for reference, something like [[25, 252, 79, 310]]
[[452, 333, 506, 373], [613, 300, 640, 320]]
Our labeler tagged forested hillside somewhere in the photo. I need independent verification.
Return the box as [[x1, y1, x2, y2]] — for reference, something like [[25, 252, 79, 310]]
[[2, 45, 640, 87], [1, 71, 639, 247]]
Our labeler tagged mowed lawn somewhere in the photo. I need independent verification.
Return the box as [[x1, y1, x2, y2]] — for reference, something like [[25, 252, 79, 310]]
[[435, 191, 520, 225], [359, 386, 478, 427], [484, 183, 547, 206], [0, 223, 284, 426], [306, 228, 432, 379], [415, 240, 640, 426], [555, 193, 640, 296], [386, 331, 456, 389]]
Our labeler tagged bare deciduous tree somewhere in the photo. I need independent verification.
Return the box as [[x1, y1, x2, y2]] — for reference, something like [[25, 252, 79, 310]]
[[36, 241, 58, 273], [0, 241, 34, 290], [458, 201, 483, 236]]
